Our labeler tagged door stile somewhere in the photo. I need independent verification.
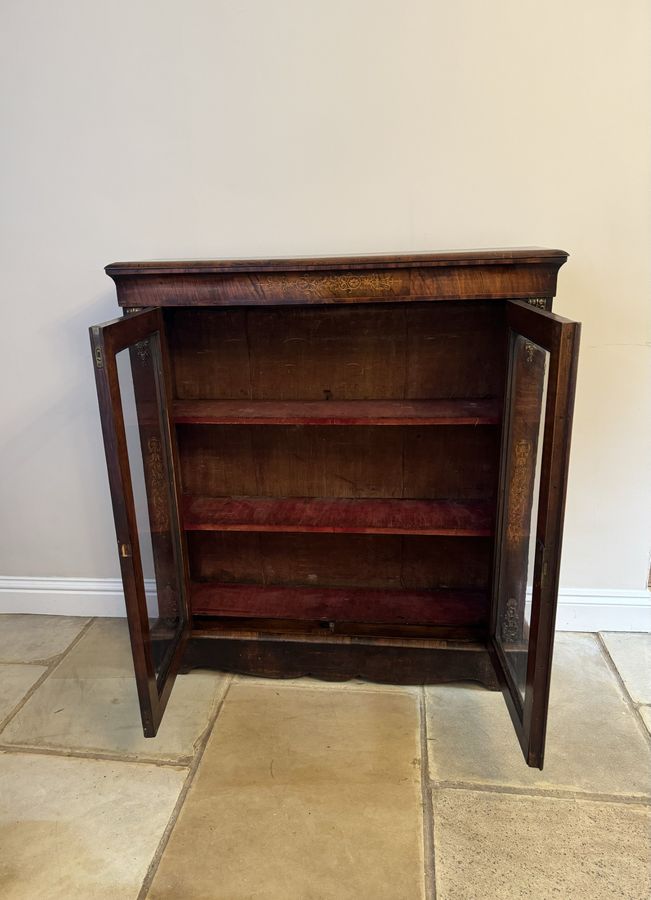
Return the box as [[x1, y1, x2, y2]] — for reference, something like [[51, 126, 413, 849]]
[[157, 308, 193, 646]]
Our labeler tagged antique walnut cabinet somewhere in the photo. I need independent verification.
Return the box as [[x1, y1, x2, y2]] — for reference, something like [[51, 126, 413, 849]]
[[90, 249, 580, 768]]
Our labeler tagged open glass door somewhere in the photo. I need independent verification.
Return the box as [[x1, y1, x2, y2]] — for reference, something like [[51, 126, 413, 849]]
[[491, 300, 580, 768], [90, 308, 189, 737]]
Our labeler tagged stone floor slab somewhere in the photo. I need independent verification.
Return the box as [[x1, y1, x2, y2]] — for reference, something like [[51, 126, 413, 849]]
[[0, 619, 228, 762], [432, 788, 650, 900], [600, 631, 651, 704], [0, 750, 186, 900], [0, 614, 89, 663], [0, 664, 46, 723], [147, 682, 424, 900], [425, 633, 650, 795]]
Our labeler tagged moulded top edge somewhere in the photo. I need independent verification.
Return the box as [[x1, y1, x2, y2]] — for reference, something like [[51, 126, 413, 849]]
[[105, 247, 569, 277]]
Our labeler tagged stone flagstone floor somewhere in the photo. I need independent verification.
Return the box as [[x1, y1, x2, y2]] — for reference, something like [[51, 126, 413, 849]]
[[0, 615, 649, 899]]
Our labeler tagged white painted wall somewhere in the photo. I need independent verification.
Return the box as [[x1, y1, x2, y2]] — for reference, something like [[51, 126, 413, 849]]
[[1, 1, 649, 625]]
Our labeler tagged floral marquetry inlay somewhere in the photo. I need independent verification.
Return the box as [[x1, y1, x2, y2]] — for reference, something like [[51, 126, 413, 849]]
[[134, 339, 151, 365], [258, 271, 401, 298], [501, 596, 521, 643], [506, 439, 533, 543], [146, 436, 169, 532]]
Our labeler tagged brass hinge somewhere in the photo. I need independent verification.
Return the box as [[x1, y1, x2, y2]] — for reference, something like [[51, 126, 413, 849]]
[[94, 346, 104, 368], [119, 542, 132, 559]]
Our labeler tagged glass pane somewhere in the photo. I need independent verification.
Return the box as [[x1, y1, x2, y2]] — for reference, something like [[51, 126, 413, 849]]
[[495, 333, 549, 703], [116, 334, 185, 687]]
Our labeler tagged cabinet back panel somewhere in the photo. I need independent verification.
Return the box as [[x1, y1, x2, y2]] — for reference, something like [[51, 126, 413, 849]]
[[177, 425, 500, 500], [169, 298, 504, 635], [187, 532, 491, 591], [166, 301, 506, 401]]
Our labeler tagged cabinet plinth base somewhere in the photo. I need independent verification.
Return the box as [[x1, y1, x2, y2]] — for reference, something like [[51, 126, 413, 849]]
[[180, 635, 501, 689]]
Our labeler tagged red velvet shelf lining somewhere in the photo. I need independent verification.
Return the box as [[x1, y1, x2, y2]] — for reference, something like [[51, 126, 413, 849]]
[[190, 582, 488, 627], [182, 496, 493, 536], [173, 398, 501, 427]]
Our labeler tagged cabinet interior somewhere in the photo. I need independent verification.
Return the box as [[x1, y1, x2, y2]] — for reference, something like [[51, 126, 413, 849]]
[[165, 300, 507, 640]]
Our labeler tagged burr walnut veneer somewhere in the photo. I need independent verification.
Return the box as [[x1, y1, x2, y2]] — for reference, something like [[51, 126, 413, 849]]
[[90, 249, 580, 768]]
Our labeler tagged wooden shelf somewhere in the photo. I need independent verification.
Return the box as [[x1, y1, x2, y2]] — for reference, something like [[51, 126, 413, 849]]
[[190, 582, 488, 627], [182, 496, 493, 536], [173, 398, 501, 427]]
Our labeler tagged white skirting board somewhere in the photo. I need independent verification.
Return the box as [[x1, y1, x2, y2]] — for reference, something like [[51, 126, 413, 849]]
[[0, 577, 648, 632]]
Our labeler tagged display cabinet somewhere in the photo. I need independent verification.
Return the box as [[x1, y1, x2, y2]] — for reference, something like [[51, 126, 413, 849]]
[[90, 249, 580, 767]]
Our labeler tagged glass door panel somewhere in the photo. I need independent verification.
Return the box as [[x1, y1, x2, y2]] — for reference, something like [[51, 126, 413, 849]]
[[494, 334, 549, 703], [116, 337, 185, 685]]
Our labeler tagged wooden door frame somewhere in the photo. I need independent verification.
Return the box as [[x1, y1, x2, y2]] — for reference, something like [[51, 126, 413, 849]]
[[90, 308, 190, 736], [489, 300, 580, 768]]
